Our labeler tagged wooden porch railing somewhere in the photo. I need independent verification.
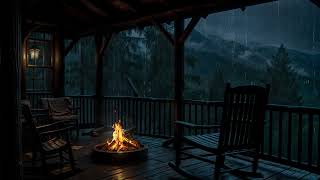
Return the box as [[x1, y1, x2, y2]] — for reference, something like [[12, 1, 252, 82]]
[[25, 92, 320, 173]]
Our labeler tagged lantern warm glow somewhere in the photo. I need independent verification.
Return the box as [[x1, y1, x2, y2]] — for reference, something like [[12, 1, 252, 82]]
[[29, 47, 40, 60]]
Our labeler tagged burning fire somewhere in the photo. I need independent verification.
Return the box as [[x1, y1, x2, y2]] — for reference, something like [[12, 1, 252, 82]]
[[102, 120, 141, 152]]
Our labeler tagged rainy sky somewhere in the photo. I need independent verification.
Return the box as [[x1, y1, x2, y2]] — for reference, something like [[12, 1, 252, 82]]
[[196, 0, 320, 53]]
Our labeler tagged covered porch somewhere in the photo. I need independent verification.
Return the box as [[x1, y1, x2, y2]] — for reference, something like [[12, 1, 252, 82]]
[[1, 0, 320, 179], [23, 129, 320, 179]]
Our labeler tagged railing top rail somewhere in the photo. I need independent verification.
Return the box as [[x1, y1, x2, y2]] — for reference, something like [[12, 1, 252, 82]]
[[103, 96, 174, 102], [267, 104, 320, 114], [26, 91, 53, 95], [30, 94, 320, 114], [68, 95, 95, 98], [183, 99, 224, 106]]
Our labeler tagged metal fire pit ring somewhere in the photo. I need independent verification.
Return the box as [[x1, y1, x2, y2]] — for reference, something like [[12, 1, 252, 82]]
[[91, 143, 148, 163]]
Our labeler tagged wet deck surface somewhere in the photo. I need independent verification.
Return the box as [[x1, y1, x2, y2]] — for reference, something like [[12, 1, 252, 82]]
[[24, 130, 320, 179]]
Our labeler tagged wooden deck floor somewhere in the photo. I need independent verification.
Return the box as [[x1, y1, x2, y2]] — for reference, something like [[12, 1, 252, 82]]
[[24, 130, 320, 180]]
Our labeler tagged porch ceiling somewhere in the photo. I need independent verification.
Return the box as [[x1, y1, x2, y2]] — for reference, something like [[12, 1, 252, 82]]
[[24, 0, 280, 38]]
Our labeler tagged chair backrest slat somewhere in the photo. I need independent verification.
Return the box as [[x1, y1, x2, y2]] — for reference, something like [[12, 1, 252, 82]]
[[219, 83, 269, 151]]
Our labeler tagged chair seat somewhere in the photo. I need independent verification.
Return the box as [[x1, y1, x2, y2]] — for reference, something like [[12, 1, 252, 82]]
[[183, 133, 220, 152], [52, 114, 78, 121], [42, 138, 67, 153]]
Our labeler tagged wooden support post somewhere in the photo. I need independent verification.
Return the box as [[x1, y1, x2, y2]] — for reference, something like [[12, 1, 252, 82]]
[[64, 37, 80, 57], [53, 29, 65, 97], [95, 34, 104, 128], [21, 39, 28, 99], [174, 18, 185, 144], [162, 17, 200, 147], [0, 0, 23, 178], [95, 32, 112, 128]]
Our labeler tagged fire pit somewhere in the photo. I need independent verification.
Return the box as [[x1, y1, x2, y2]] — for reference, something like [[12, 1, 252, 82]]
[[92, 120, 148, 163]]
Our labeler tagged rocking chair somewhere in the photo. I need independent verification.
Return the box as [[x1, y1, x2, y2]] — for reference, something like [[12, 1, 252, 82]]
[[169, 83, 270, 179], [41, 97, 80, 138], [21, 100, 76, 175]]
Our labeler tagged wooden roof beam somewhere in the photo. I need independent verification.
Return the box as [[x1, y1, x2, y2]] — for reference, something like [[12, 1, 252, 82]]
[[100, 32, 113, 55], [178, 16, 201, 44], [153, 21, 174, 45], [311, 0, 320, 8], [110, 0, 137, 13], [80, 0, 109, 17], [64, 37, 80, 56], [108, 0, 276, 32]]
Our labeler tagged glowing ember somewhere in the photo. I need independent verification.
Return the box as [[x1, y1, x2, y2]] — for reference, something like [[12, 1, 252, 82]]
[[101, 120, 141, 152]]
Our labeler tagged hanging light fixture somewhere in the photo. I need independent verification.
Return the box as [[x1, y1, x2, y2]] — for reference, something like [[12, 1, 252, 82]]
[[28, 46, 40, 61]]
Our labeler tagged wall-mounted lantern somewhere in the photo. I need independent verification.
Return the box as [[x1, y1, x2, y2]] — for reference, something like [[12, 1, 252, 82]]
[[28, 46, 40, 61]]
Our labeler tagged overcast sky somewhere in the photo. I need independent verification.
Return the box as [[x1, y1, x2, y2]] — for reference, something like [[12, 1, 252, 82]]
[[195, 0, 320, 53]]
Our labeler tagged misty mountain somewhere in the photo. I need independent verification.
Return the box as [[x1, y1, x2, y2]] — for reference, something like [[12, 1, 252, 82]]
[[186, 29, 320, 79], [197, 0, 320, 52]]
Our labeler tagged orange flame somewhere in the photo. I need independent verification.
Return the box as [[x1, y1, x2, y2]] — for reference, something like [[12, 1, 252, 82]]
[[104, 120, 141, 152]]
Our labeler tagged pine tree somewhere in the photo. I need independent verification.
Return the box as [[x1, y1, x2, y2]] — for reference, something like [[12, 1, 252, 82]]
[[208, 64, 225, 101], [268, 44, 302, 105]]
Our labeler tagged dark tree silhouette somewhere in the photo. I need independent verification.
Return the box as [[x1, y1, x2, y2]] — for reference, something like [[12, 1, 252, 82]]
[[267, 44, 302, 105]]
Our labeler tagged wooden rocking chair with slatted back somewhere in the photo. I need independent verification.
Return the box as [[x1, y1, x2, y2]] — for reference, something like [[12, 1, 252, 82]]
[[21, 100, 75, 175], [169, 83, 270, 179]]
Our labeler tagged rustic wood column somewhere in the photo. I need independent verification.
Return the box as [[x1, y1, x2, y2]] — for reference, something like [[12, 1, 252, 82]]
[[21, 39, 27, 99], [94, 32, 112, 128], [161, 17, 200, 147], [53, 29, 65, 97], [0, 0, 23, 178], [95, 34, 104, 127], [174, 19, 185, 131]]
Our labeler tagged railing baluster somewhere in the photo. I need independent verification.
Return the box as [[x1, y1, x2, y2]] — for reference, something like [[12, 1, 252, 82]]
[[188, 103, 192, 135], [163, 102, 166, 136], [139, 100, 142, 134], [195, 105, 198, 135], [318, 114, 320, 168], [86, 97, 89, 127], [308, 113, 313, 166], [149, 101, 152, 135], [104, 98, 107, 127], [169, 102, 172, 137], [208, 104, 211, 134], [287, 111, 292, 162], [298, 113, 303, 164], [278, 111, 283, 160], [200, 104, 204, 135], [214, 105, 218, 125], [134, 99, 137, 131], [153, 101, 156, 135], [127, 99, 131, 128], [159, 102, 161, 136], [269, 110, 273, 156], [144, 100, 147, 135]]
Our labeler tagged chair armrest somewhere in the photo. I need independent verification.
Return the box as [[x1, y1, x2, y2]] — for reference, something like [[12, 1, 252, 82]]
[[36, 120, 70, 130], [70, 106, 80, 114], [31, 108, 48, 113], [71, 106, 80, 111], [39, 126, 73, 136], [32, 113, 49, 119], [176, 121, 221, 129]]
